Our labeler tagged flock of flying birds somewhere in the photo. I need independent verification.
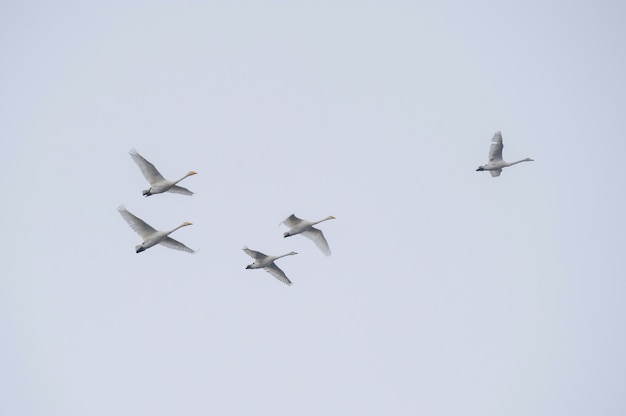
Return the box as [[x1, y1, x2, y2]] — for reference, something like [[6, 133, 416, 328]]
[[117, 149, 337, 285], [118, 131, 533, 285]]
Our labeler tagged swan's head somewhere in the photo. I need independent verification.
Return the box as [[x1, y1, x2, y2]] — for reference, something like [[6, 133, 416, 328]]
[[135, 244, 145, 253], [183, 221, 192, 226], [187, 171, 197, 177], [245, 264, 252, 269], [476, 166, 485, 171], [328, 215, 336, 220]]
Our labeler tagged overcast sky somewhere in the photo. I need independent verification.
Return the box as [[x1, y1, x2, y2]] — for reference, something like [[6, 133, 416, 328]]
[[2, 1, 626, 415]]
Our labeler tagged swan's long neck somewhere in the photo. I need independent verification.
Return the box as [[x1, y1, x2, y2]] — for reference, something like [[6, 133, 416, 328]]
[[275, 251, 298, 260], [167, 223, 190, 235], [505, 158, 534, 167], [174, 172, 193, 185], [314, 216, 335, 225]]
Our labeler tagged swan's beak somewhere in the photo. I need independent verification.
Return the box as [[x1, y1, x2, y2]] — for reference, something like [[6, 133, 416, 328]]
[[136, 247, 145, 253], [476, 167, 483, 171], [245, 265, 251, 269]]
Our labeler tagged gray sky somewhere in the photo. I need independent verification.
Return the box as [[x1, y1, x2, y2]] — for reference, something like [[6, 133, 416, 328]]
[[2, 1, 626, 415]]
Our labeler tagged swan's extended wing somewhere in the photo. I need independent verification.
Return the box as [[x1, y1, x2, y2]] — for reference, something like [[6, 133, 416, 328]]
[[167, 185, 194, 196], [283, 214, 303, 228], [129, 148, 165, 185], [242, 247, 267, 260], [160, 237, 195, 253], [118, 206, 157, 239], [490, 169, 502, 177], [302, 227, 331, 256], [264, 264, 292, 285], [489, 131, 504, 162]]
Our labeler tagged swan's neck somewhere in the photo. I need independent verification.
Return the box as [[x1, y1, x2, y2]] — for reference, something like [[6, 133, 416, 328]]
[[167, 223, 188, 235], [506, 158, 533, 167], [314, 216, 334, 225], [174, 172, 192, 185], [275, 252, 297, 260]]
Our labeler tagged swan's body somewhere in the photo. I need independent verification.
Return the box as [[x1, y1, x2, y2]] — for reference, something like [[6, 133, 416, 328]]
[[118, 206, 195, 254], [282, 214, 335, 256], [476, 131, 534, 177], [129, 148, 197, 196], [243, 247, 297, 285]]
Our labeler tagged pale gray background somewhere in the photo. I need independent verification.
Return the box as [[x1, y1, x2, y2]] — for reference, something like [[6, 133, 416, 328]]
[[2, 1, 625, 415]]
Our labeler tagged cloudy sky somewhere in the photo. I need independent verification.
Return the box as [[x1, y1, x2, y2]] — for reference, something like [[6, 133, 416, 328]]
[[2, 1, 625, 415]]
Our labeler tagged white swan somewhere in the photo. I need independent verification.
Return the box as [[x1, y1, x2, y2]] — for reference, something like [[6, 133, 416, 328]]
[[282, 214, 335, 256], [129, 148, 197, 196], [118, 205, 195, 254], [476, 131, 534, 177], [242, 247, 297, 285]]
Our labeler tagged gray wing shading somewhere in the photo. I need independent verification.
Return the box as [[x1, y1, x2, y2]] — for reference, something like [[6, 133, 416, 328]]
[[490, 169, 502, 177], [167, 185, 194, 196], [160, 237, 195, 253], [283, 214, 303, 228], [489, 131, 504, 162], [242, 247, 267, 260], [264, 264, 292, 285], [118, 205, 157, 239], [129, 148, 165, 185], [302, 227, 331, 256]]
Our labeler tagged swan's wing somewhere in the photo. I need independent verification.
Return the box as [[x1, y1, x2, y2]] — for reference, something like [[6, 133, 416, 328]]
[[264, 264, 292, 285], [167, 185, 194, 196], [489, 132, 504, 162], [118, 206, 157, 239], [283, 214, 303, 228], [160, 237, 195, 253], [129, 148, 165, 185], [302, 227, 331, 256], [242, 247, 267, 260], [490, 169, 502, 177]]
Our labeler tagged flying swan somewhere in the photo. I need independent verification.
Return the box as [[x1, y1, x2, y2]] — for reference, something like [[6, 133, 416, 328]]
[[118, 205, 195, 254], [242, 247, 297, 285], [129, 148, 197, 196], [282, 214, 335, 256], [476, 131, 534, 177]]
